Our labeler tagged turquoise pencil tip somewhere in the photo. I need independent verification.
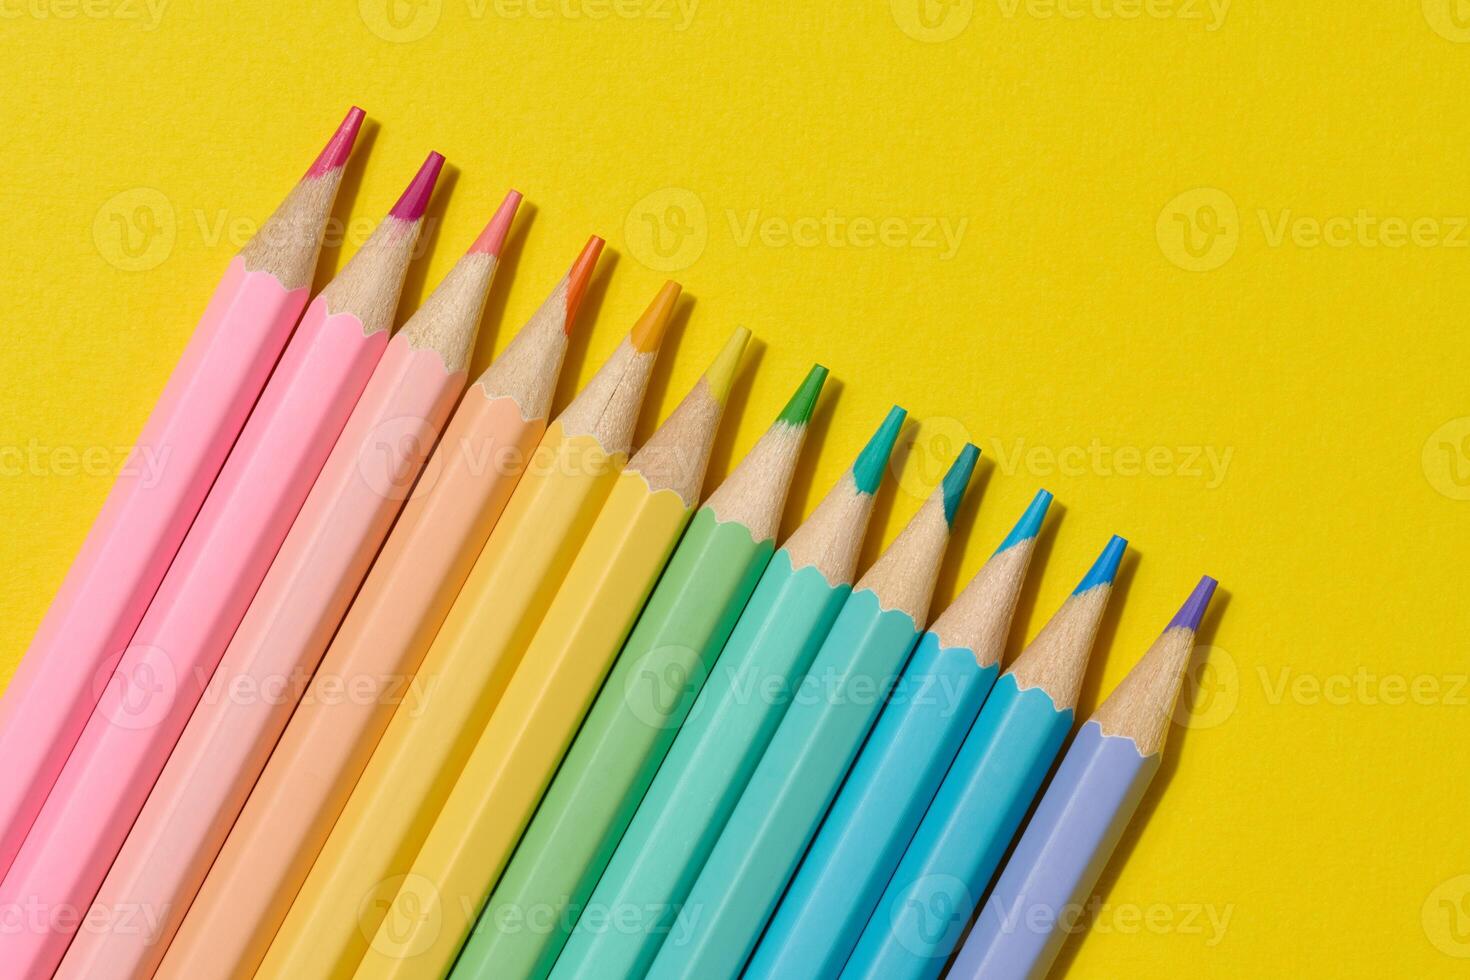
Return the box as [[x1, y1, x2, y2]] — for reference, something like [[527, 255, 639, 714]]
[[993, 489, 1053, 555], [852, 405, 907, 495], [940, 444, 980, 526], [1073, 534, 1127, 594], [1167, 575, 1218, 632], [777, 364, 829, 426]]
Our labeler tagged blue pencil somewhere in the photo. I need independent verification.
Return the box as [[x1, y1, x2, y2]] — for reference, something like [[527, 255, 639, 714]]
[[747, 490, 1053, 979]]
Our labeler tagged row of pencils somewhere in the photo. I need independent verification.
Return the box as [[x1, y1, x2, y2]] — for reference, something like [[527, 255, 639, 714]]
[[0, 107, 1219, 980]]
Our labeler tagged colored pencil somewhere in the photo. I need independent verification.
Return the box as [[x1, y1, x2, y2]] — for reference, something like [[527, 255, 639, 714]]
[[0, 152, 440, 978], [55, 192, 522, 980], [257, 274, 673, 980], [552, 405, 907, 980], [157, 229, 592, 980], [0, 108, 362, 882], [352, 327, 749, 980], [750, 489, 1054, 979], [842, 534, 1127, 980], [952, 577, 1218, 980], [645, 444, 980, 980], [456, 363, 827, 979]]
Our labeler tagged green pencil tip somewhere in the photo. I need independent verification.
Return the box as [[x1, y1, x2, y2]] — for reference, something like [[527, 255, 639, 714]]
[[777, 364, 828, 426], [940, 444, 980, 526], [852, 405, 907, 495]]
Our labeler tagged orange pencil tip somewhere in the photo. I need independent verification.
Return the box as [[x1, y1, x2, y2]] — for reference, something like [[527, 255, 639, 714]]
[[470, 190, 523, 257], [564, 235, 605, 333], [630, 281, 682, 353]]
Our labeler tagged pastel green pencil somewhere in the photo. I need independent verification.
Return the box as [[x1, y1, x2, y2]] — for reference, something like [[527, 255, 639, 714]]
[[450, 365, 828, 980], [550, 406, 907, 980], [644, 444, 980, 980]]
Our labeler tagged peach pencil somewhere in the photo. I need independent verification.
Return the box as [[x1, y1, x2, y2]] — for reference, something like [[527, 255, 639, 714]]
[[0, 152, 442, 978], [53, 191, 520, 980], [157, 233, 600, 980], [0, 108, 362, 882]]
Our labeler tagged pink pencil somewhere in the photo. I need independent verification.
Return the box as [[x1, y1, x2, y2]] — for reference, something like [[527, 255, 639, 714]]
[[0, 152, 442, 979], [52, 190, 520, 980], [0, 108, 362, 883]]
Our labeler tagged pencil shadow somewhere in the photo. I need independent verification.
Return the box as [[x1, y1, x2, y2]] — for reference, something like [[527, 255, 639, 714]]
[[467, 200, 537, 379], [855, 419, 913, 576], [700, 336, 764, 495], [928, 455, 994, 622], [1074, 547, 1140, 720], [776, 378, 843, 542], [1048, 587, 1234, 976], [548, 249, 620, 418], [631, 291, 698, 451], [998, 501, 1067, 669], [309, 119, 379, 294], [395, 165, 459, 326]]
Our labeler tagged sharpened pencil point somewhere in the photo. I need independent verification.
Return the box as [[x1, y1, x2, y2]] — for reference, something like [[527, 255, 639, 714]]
[[940, 444, 980, 526], [470, 190, 523, 257], [390, 152, 445, 222], [777, 365, 828, 426], [705, 327, 751, 406], [1167, 575, 1218, 632], [852, 406, 906, 496], [565, 236, 605, 331], [631, 280, 680, 351], [1074, 535, 1127, 594], [305, 107, 365, 179], [994, 489, 1053, 555]]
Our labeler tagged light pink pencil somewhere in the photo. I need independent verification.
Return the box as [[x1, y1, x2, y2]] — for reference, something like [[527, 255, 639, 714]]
[[52, 191, 522, 980], [0, 108, 362, 883], [0, 152, 443, 979]]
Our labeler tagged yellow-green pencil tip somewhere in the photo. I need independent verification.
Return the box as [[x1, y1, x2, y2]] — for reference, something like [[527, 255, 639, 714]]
[[704, 327, 751, 405]]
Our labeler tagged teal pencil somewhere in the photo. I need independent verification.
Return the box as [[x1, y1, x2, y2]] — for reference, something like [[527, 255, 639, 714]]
[[842, 535, 1127, 980], [747, 489, 1054, 979], [644, 444, 981, 980], [550, 406, 907, 980]]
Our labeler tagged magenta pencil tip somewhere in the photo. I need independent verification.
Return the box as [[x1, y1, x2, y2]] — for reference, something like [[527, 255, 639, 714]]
[[470, 190, 523, 257], [1167, 576, 1218, 633], [305, 107, 366, 179], [390, 151, 445, 222]]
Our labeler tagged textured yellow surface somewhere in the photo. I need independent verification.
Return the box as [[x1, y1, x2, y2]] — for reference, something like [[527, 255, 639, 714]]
[[1, 2, 1467, 975]]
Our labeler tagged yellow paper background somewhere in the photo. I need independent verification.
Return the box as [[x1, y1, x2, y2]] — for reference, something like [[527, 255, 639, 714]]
[[2, 1, 1468, 975]]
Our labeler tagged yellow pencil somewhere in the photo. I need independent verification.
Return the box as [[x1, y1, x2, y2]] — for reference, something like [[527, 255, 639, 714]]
[[257, 276, 678, 980], [353, 327, 751, 980]]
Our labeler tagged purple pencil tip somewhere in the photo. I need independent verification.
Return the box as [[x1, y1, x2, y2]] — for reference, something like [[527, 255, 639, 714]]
[[1167, 576, 1218, 632], [390, 151, 445, 222]]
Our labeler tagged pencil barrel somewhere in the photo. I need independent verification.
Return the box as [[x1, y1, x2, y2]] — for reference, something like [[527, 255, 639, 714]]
[[553, 551, 849, 980]]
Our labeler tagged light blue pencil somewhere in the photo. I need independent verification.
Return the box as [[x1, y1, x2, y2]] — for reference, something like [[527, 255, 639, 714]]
[[842, 535, 1127, 980], [644, 446, 980, 980], [747, 489, 1053, 980]]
